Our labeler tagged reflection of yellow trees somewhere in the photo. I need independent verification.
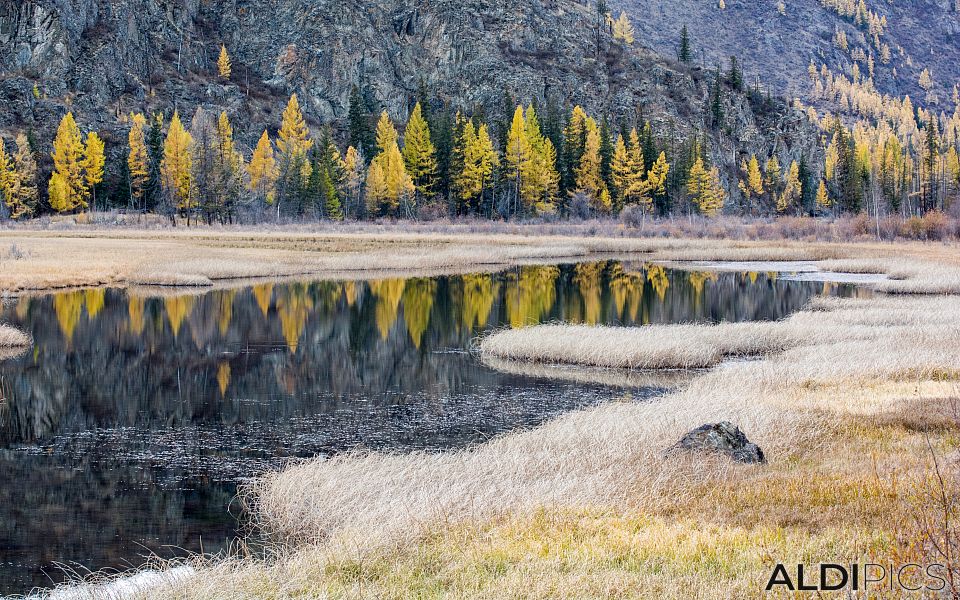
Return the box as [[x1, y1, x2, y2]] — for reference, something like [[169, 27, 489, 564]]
[[164, 295, 195, 338], [342, 281, 358, 307], [402, 278, 436, 348], [506, 266, 558, 328], [461, 274, 498, 331], [573, 262, 604, 325], [84, 289, 105, 319], [128, 296, 146, 335], [53, 291, 85, 342], [276, 283, 313, 352], [217, 362, 231, 396], [15, 297, 29, 320], [370, 279, 405, 339], [609, 264, 644, 322], [252, 283, 273, 317], [647, 264, 670, 301], [747, 271, 758, 284], [688, 270, 718, 299], [217, 290, 236, 336]]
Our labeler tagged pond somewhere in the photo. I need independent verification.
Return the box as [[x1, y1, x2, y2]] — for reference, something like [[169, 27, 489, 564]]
[[0, 260, 868, 595]]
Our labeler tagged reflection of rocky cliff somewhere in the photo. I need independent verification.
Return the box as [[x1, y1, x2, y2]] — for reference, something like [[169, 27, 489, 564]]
[[0, 262, 851, 446], [0, 449, 235, 593]]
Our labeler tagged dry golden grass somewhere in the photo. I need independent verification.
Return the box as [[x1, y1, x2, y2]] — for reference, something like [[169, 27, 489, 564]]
[[21, 230, 960, 599], [480, 355, 701, 389], [0, 229, 640, 293], [0, 324, 31, 348]]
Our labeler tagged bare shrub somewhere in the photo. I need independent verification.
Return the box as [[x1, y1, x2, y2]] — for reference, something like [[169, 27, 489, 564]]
[[923, 210, 952, 241]]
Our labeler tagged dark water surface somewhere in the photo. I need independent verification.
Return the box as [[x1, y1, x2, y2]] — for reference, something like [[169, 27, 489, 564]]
[[0, 261, 865, 594]]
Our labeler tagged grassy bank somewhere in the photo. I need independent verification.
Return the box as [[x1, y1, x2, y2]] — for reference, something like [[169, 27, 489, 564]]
[[14, 232, 960, 598], [1, 221, 955, 294], [0, 324, 30, 348]]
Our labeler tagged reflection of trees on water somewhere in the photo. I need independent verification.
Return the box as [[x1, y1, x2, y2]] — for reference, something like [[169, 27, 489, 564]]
[[0, 262, 859, 447], [0, 449, 235, 593], [0, 261, 864, 593]]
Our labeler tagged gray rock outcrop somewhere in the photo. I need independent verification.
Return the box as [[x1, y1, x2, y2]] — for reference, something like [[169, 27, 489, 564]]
[[667, 421, 766, 464]]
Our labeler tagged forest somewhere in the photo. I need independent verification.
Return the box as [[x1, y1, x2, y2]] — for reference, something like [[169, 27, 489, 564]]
[[1, 39, 959, 226]]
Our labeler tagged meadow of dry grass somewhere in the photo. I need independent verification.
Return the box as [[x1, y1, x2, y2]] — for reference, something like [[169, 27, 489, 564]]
[[11, 226, 960, 599]]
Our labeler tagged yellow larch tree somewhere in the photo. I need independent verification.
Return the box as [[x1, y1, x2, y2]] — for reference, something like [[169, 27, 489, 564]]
[[646, 151, 670, 208], [366, 111, 413, 215], [454, 120, 499, 209], [624, 128, 650, 209], [522, 105, 559, 214], [504, 106, 530, 213], [738, 154, 764, 210], [276, 94, 313, 212], [778, 160, 802, 213], [0, 138, 11, 214], [816, 178, 832, 210], [49, 112, 88, 213], [127, 113, 149, 207], [213, 111, 244, 220], [4, 134, 38, 219], [83, 132, 105, 211], [574, 116, 608, 212], [687, 156, 725, 216], [217, 45, 232, 80], [611, 11, 635, 44], [611, 130, 647, 210], [401, 102, 437, 199], [342, 144, 365, 215], [248, 130, 278, 207], [160, 111, 195, 216]]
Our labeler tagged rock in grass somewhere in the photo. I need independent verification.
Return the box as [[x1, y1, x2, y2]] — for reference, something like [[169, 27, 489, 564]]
[[667, 421, 766, 464]]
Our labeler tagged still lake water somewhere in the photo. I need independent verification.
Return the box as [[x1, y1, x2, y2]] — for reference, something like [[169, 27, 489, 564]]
[[0, 261, 865, 594]]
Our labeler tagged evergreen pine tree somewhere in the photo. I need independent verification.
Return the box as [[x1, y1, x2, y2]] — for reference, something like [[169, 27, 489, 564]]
[[679, 25, 692, 63]]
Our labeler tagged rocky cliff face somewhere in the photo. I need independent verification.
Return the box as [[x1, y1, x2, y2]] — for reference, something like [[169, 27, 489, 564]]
[[0, 0, 819, 197]]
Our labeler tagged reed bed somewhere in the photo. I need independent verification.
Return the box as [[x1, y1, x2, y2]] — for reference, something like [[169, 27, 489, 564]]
[[255, 295, 960, 549], [0, 324, 31, 348]]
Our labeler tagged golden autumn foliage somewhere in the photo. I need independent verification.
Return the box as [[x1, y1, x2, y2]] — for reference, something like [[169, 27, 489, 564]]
[[454, 120, 498, 206], [370, 278, 405, 339], [83, 131, 105, 208], [401, 278, 436, 348], [611, 11, 635, 44], [127, 113, 149, 204], [574, 116, 608, 212], [367, 111, 414, 215], [249, 130, 278, 205], [277, 94, 312, 160], [0, 133, 38, 219], [686, 156, 725, 216], [217, 45, 232, 80], [505, 105, 559, 214], [506, 266, 559, 328], [401, 103, 437, 198], [49, 112, 88, 213], [161, 111, 194, 212]]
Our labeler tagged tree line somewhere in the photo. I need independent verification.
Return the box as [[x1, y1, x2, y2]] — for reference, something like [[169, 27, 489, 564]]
[[0, 92, 733, 223]]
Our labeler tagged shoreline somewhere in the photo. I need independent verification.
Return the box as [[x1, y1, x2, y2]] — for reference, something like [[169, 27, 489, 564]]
[[7, 231, 960, 598], [0, 223, 954, 295]]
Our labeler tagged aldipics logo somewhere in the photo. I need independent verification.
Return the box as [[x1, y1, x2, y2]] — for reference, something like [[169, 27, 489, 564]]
[[766, 563, 949, 592]]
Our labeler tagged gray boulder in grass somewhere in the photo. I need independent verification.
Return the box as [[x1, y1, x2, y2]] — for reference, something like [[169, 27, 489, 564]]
[[667, 421, 766, 464]]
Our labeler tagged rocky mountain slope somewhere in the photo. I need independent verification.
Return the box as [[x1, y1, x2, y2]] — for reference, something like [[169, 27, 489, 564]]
[[625, 0, 960, 110], [0, 0, 817, 191]]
